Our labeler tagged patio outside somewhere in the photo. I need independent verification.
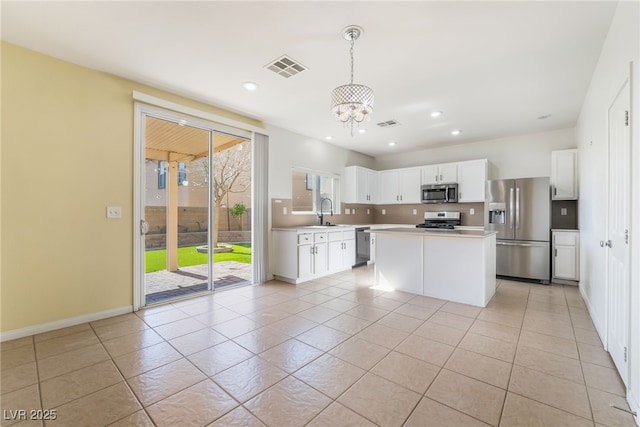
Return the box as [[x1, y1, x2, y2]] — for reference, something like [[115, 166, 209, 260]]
[[143, 117, 253, 305]]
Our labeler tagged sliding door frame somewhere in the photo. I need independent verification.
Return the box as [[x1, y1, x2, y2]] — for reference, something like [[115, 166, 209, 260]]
[[133, 96, 263, 310]]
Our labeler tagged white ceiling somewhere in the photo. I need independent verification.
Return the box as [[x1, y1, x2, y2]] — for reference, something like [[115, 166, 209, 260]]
[[1, 1, 617, 157]]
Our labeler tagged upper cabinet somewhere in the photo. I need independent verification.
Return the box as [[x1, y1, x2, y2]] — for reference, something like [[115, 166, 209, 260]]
[[457, 159, 488, 202], [551, 149, 578, 200], [378, 167, 421, 204], [421, 163, 458, 185], [342, 166, 377, 204], [344, 159, 488, 205]]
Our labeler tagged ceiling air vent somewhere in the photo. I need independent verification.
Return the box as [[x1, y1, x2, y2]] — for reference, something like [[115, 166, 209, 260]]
[[376, 120, 400, 128], [265, 55, 307, 78]]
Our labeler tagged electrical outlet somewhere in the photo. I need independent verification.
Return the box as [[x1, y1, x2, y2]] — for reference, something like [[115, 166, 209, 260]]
[[367, 209, 370, 215], [413, 209, 417, 215], [470, 208, 475, 215], [345, 208, 351, 215], [283, 207, 288, 215], [352, 209, 356, 214], [106, 206, 122, 219], [561, 208, 567, 216], [382, 209, 386, 215]]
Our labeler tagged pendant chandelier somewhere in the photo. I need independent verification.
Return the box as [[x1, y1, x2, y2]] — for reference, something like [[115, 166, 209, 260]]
[[331, 26, 374, 135]]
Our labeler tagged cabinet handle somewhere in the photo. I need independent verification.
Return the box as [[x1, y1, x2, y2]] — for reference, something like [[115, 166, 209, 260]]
[[554, 248, 557, 257], [435, 174, 438, 182], [310, 246, 314, 255], [400, 195, 403, 201], [440, 174, 443, 181], [554, 187, 557, 196], [396, 195, 399, 201]]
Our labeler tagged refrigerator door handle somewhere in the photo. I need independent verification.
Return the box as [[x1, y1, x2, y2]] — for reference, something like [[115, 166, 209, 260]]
[[515, 187, 520, 230], [509, 188, 515, 229]]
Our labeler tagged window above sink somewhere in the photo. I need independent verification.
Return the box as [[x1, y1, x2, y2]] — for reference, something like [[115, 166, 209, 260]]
[[291, 167, 341, 215]]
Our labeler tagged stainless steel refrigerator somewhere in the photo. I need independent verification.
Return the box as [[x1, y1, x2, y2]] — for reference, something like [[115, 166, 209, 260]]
[[485, 177, 551, 283]]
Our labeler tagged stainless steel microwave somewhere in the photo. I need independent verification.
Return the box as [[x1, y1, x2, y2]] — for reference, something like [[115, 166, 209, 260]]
[[421, 183, 459, 204]]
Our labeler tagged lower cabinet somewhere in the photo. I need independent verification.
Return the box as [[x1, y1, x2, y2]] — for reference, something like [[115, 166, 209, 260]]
[[552, 230, 580, 282], [369, 232, 376, 264], [272, 228, 355, 284], [328, 229, 356, 272]]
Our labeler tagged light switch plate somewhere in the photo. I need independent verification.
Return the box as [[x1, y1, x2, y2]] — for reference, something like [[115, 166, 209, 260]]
[[283, 207, 287, 215], [470, 208, 475, 215], [413, 209, 417, 215], [561, 208, 567, 216], [352, 209, 356, 214], [367, 209, 370, 215], [382, 209, 386, 215], [345, 208, 351, 215], [106, 206, 122, 219]]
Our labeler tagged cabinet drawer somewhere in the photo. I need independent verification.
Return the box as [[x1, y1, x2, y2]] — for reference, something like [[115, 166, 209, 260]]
[[314, 232, 328, 243], [328, 231, 343, 242], [342, 230, 355, 240], [298, 233, 313, 244], [554, 232, 578, 246]]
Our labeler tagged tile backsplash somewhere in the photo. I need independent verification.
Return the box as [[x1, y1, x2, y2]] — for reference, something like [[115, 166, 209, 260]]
[[272, 199, 485, 228]]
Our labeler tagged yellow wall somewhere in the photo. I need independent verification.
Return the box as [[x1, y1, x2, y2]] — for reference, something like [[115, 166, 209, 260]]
[[0, 42, 262, 332]]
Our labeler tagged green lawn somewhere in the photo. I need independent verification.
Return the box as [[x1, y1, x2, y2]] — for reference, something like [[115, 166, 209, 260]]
[[145, 244, 251, 273]]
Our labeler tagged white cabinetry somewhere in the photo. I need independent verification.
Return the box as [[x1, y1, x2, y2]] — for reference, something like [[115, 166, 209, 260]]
[[369, 232, 376, 264], [272, 227, 355, 284], [342, 166, 377, 204], [551, 149, 578, 200], [378, 168, 421, 204], [457, 159, 488, 202], [328, 229, 356, 272], [421, 163, 458, 185], [297, 232, 327, 280], [552, 230, 580, 282]]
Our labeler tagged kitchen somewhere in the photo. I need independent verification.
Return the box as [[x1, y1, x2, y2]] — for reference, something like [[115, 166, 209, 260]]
[[271, 148, 577, 306]]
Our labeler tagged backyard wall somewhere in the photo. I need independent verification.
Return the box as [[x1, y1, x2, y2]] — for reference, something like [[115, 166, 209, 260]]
[[144, 206, 252, 249]]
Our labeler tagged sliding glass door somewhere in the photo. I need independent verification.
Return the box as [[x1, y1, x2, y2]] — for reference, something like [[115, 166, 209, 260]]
[[138, 110, 252, 306]]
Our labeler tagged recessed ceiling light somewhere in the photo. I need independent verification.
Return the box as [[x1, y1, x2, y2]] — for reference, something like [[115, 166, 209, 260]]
[[358, 129, 367, 134], [538, 114, 552, 120], [325, 136, 333, 141], [388, 141, 396, 147], [242, 82, 259, 91], [451, 130, 462, 136], [430, 111, 443, 118]]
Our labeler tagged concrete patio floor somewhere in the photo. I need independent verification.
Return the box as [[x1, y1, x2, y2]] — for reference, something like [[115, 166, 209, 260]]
[[145, 261, 252, 304]]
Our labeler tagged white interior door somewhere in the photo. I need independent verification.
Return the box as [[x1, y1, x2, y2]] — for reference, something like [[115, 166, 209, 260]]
[[606, 76, 630, 386]]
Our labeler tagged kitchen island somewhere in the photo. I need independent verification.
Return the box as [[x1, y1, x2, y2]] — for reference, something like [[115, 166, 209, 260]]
[[372, 228, 497, 307]]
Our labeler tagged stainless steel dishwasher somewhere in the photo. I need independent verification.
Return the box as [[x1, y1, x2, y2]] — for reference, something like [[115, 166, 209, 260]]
[[354, 227, 370, 267]]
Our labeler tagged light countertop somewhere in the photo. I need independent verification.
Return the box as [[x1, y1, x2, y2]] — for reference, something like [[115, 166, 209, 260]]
[[371, 227, 497, 238]]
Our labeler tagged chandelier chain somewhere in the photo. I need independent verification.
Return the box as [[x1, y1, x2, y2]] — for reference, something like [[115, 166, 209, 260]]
[[350, 37, 355, 85]]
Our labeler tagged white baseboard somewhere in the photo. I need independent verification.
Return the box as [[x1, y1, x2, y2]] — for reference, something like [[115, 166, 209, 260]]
[[0, 306, 133, 342], [579, 284, 607, 347]]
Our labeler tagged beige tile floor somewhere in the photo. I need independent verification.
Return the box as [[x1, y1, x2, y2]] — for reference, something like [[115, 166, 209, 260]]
[[1, 266, 637, 427]]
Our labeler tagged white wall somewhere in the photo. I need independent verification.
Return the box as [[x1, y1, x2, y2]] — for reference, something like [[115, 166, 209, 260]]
[[374, 128, 576, 179], [268, 125, 375, 199], [575, 1, 639, 420]]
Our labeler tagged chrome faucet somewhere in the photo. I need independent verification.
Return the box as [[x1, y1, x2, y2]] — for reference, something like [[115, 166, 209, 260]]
[[318, 198, 333, 225]]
